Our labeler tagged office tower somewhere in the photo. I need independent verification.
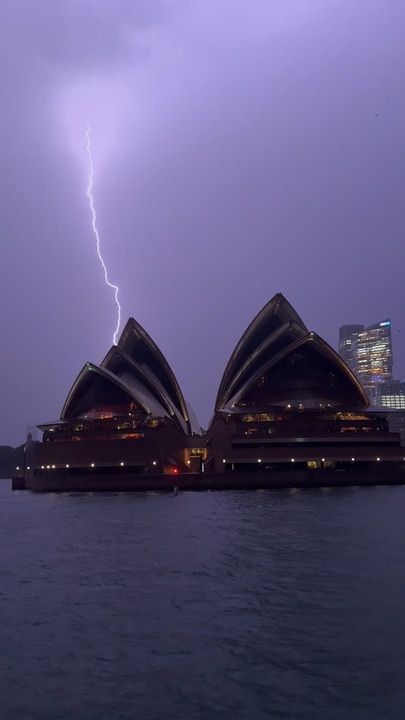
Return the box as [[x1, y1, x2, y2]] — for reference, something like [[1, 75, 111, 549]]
[[338, 325, 364, 372], [354, 320, 393, 386], [339, 320, 393, 386]]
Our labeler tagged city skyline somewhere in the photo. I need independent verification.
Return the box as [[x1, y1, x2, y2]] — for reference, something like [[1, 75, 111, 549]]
[[338, 320, 405, 446], [0, 0, 404, 446]]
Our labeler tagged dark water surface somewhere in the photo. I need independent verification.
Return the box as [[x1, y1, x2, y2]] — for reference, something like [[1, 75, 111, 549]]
[[1, 481, 405, 720]]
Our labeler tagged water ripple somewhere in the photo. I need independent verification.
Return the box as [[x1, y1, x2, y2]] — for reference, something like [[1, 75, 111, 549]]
[[1, 481, 405, 719]]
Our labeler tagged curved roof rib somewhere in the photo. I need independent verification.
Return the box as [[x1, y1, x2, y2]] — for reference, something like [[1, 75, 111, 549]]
[[61, 363, 170, 421], [117, 317, 192, 429], [101, 344, 189, 433], [225, 332, 369, 411], [184, 401, 203, 436], [218, 319, 308, 410], [216, 294, 307, 410]]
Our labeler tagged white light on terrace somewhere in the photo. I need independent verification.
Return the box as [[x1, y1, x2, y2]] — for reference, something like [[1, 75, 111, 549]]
[[27, 466, 30, 470], [291, 458, 295, 463], [377, 457, 380, 461], [120, 462, 124, 466], [41, 466, 44, 470], [187, 460, 191, 465], [66, 464, 69, 468], [258, 458, 262, 463], [52, 465, 55, 469], [222, 459, 226, 463], [351, 458, 355, 462], [46, 465, 50, 469], [91, 463, 95, 468], [16, 466, 19, 470], [322, 458, 325, 462], [152, 461, 157, 466]]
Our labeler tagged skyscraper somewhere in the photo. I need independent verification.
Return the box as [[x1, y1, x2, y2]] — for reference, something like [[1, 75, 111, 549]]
[[354, 320, 393, 386], [339, 319, 393, 388], [338, 324, 364, 371]]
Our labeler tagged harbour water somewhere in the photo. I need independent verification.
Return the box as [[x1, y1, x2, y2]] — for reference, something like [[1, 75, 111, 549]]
[[1, 480, 405, 719]]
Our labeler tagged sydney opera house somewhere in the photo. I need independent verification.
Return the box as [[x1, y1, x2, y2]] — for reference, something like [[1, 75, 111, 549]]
[[18, 294, 405, 491]]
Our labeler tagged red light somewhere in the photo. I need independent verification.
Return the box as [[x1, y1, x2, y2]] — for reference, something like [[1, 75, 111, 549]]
[[173, 468, 178, 475]]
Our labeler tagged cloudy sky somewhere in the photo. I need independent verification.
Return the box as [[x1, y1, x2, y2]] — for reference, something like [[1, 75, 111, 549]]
[[0, 0, 404, 445]]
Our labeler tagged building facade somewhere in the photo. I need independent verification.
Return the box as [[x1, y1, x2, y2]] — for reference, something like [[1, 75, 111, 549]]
[[338, 324, 364, 370], [369, 381, 405, 446], [354, 320, 393, 386], [369, 380, 405, 410], [338, 320, 393, 385]]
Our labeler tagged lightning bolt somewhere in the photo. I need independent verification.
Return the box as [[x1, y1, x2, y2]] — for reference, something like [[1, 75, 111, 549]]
[[85, 124, 121, 345]]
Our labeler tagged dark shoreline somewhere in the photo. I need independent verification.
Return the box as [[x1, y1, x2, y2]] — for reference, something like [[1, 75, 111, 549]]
[[12, 468, 405, 492]]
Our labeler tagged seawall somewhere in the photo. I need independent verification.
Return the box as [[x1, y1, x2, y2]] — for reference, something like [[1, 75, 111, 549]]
[[12, 468, 405, 492]]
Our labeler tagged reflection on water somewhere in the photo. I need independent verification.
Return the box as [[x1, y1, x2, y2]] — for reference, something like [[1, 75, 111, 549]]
[[1, 480, 405, 719]]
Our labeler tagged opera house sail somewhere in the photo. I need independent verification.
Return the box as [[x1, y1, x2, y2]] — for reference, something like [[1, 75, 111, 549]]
[[205, 294, 402, 474], [16, 294, 405, 491], [35, 317, 202, 477]]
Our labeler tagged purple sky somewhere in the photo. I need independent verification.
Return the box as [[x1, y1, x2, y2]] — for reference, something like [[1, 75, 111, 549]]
[[1, 0, 404, 445]]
